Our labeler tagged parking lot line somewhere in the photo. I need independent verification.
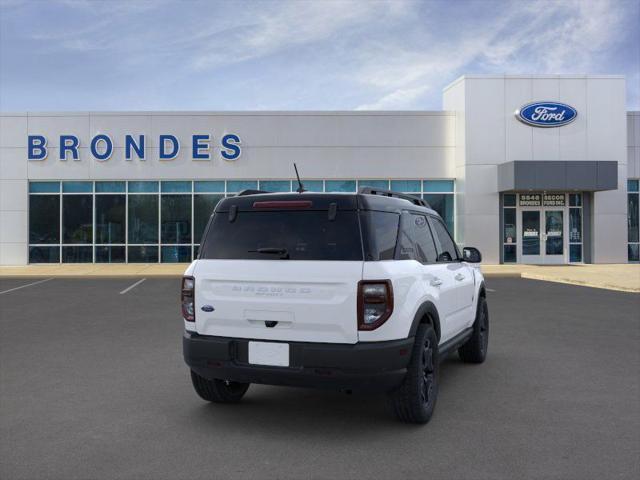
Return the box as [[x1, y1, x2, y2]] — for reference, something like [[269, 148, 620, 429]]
[[0, 277, 54, 295], [486, 288, 496, 292], [119, 278, 146, 295]]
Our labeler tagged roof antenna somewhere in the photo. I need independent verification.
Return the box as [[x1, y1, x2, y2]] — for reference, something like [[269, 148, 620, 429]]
[[294, 163, 306, 193]]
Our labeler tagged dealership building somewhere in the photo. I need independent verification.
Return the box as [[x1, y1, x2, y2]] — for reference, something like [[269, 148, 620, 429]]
[[0, 74, 638, 265]]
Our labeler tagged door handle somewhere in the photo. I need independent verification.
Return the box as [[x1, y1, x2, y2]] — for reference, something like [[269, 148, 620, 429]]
[[455, 273, 465, 281], [430, 278, 443, 287]]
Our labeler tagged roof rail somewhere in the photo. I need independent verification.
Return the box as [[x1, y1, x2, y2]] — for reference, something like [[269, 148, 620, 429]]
[[358, 187, 430, 208], [236, 189, 270, 196]]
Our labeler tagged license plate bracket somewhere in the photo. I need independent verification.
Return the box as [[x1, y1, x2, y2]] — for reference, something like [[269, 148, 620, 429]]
[[248, 341, 290, 367]]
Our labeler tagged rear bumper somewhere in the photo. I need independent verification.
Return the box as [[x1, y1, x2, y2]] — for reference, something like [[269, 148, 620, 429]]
[[183, 332, 414, 393]]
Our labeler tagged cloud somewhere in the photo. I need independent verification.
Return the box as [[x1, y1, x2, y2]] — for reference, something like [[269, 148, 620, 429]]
[[356, 85, 430, 110], [0, 0, 637, 110], [354, 0, 635, 109]]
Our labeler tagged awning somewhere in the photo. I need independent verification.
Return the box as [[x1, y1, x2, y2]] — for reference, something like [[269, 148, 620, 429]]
[[497, 161, 617, 192]]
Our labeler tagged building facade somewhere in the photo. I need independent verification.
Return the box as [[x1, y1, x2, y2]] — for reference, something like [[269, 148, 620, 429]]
[[1, 75, 638, 265]]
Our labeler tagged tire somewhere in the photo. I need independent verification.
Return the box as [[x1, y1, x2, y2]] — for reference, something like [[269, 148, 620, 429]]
[[387, 324, 439, 424], [458, 296, 489, 364], [190, 370, 250, 403]]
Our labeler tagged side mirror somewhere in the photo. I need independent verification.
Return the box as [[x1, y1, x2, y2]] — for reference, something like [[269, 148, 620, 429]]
[[462, 247, 482, 263]]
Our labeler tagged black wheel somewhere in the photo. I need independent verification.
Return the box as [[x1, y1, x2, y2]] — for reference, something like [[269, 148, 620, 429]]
[[387, 324, 439, 424], [458, 296, 489, 363], [190, 370, 250, 403]]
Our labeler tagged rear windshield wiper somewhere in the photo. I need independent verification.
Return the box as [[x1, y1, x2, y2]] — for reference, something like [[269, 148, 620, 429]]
[[248, 247, 290, 259]]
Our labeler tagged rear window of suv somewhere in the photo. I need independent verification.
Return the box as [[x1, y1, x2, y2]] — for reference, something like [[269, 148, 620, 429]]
[[200, 211, 364, 261]]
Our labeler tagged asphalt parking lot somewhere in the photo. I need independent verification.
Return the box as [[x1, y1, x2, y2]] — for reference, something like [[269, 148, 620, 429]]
[[0, 276, 638, 480]]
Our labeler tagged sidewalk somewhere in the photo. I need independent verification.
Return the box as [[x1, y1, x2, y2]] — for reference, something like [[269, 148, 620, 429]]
[[1, 263, 638, 293], [481, 264, 640, 293]]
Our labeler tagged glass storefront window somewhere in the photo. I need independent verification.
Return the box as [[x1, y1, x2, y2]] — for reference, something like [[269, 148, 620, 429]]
[[569, 194, 582, 207], [569, 208, 582, 243], [161, 195, 191, 244], [161, 181, 191, 193], [95, 181, 126, 193], [391, 180, 421, 192], [128, 181, 159, 193], [95, 195, 125, 244], [29, 246, 59, 263], [128, 195, 158, 244], [628, 192, 639, 243], [504, 244, 516, 263], [62, 181, 92, 193], [325, 180, 356, 192], [259, 180, 291, 192], [95, 246, 125, 263], [29, 182, 60, 193], [503, 208, 516, 244], [27, 178, 456, 263], [570, 244, 582, 263], [504, 194, 516, 207], [301, 180, 323, 192], [359, 180, 389, 190], [63, 195, 92, 244], [128, 245, 158, 263], [423, 180, 454, 193], [29, 195, 59, 243], [161, 246, 191, 263], [227, 180, 257, 192], [194, 181, 224, 193], [629, 181, 639, 261], [62, 246, 93, 263]]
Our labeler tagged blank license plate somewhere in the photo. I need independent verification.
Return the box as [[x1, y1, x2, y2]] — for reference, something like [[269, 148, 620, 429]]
[[248, 341, 290, 367]]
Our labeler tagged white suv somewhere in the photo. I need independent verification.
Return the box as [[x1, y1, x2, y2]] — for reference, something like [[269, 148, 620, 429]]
[[182, 188, 488, 424]]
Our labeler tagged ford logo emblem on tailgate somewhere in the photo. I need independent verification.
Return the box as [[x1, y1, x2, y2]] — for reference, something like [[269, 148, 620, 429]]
[[201, 305, 215, 312], [515, 101, 577, 127]]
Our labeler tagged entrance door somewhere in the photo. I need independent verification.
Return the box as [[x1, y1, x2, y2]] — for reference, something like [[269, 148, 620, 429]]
[[519, 208, 566, 264], [521, 210, 543, 263], [543, 210, 564, 264]]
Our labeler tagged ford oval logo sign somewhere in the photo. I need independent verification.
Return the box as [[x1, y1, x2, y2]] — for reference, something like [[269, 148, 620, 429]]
[[515, 102, 577, 127]]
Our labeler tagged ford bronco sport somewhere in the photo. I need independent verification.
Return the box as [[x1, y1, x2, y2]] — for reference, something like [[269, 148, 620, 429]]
[[182, 187, 488, 424]]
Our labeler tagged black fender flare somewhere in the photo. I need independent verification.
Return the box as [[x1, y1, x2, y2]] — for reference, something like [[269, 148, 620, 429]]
[[408, 301, 441, 341], [478, 280, 486, 299]]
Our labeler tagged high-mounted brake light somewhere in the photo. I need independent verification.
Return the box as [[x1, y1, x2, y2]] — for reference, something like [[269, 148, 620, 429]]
[[252, 200, 313, 209], [357, 280, 394, 330], [181, 276, 195, 322]]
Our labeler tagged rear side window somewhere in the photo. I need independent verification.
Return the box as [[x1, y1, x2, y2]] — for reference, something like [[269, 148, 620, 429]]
[[360, 211, 399, 261], [200, 211, 363, 261], [428, 216, 459, 262], [411, 214, 438, 263], [396, 213, 437, 263]]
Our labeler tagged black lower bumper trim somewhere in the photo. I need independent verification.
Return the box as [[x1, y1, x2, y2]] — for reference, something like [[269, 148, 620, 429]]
[[183, 332, 414, 392]]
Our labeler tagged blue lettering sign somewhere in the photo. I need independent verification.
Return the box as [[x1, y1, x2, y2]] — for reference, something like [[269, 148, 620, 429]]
[[159, 134, 179, 160], [221, 134, 241, 160], [28, 135, 47, 160], [90, 134, 113, 161], [60, 135, 79, 161], [125, 135, 145, 160], [192, 134, 210, 160]]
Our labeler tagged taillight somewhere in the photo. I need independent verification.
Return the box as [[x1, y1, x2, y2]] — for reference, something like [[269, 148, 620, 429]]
[[181, 276, 195, 322], [357, 280, 393, 330]]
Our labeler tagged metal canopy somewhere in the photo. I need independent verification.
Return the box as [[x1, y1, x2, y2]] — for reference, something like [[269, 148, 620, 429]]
[[497, 161, 618, 192]]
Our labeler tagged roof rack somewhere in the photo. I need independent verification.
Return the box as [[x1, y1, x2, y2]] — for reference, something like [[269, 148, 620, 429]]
[[358, 187, 430, 208], [236, 189, 270, 196]]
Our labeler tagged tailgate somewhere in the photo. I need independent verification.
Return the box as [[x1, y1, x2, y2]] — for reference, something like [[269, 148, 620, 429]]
[[194, 260, 362, 344]]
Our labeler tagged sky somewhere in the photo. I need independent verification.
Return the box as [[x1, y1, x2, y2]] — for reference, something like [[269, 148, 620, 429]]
[[0, 0, 638, 111]]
